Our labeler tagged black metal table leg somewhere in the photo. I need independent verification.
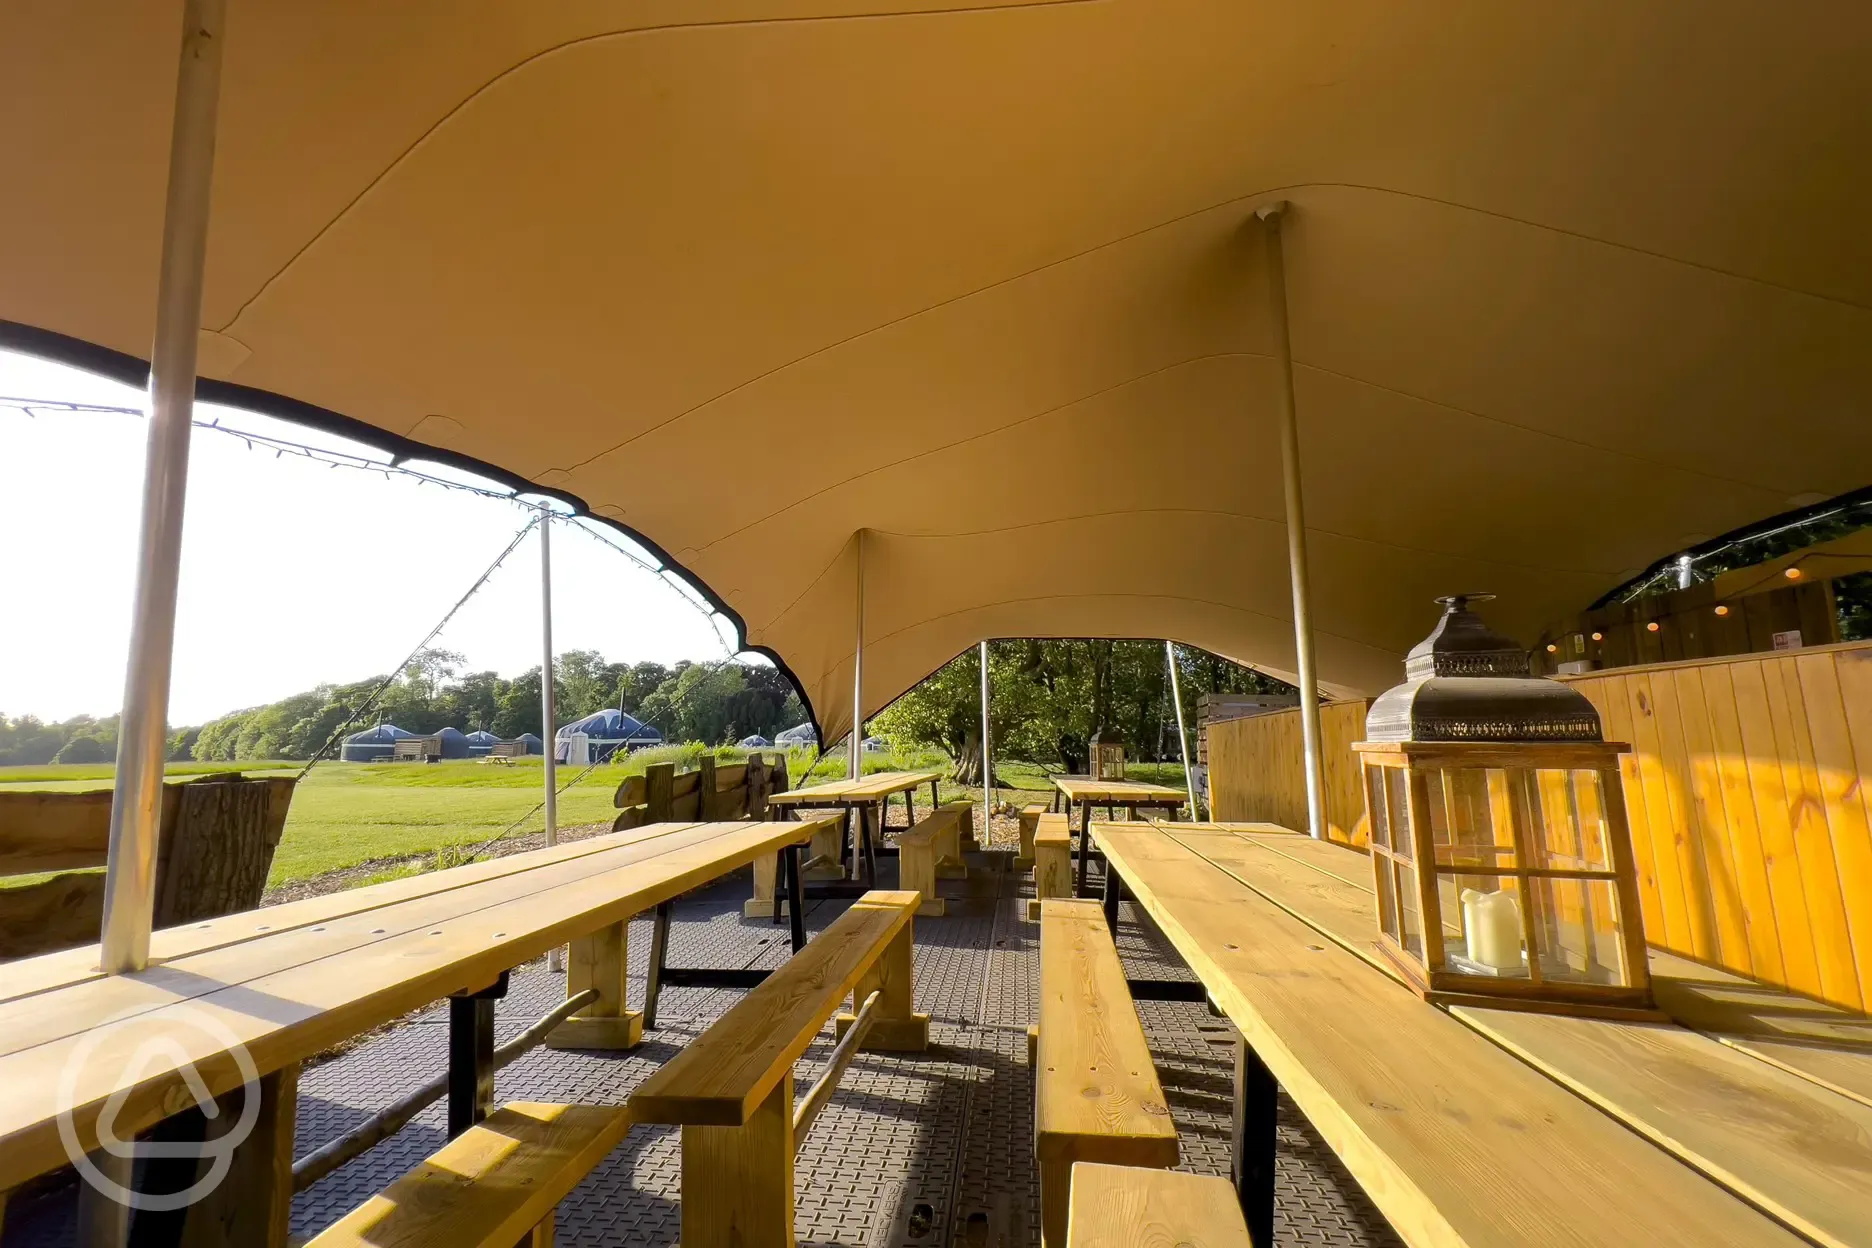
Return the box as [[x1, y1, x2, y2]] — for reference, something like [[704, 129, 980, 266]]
[[1075, 800, 1093, 896], [861, 803, 880, 885], [783, 842, 809, 951], [643, 901, 672, 1030], [448, 970, 508, 1137], [1101, 858, 1122, 933], [904, 787, 916, 830], [1235, 1038, 1278, 1248], [930, 777, 941, 809]]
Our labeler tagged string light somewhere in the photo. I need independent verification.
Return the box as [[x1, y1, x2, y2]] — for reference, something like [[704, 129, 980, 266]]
[[1714, 605, 1730, 616]]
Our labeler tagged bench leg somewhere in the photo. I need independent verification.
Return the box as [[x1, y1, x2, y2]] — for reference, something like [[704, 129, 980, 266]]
[[836, 922, 929, 1051], [1016, 810, 1038, 870], [744, 851, 785, 919], [934, 810, 967, 879], [643, 901, 673, 1031], [549, 918, 644, 1050], [515, 1209, 553, 1247], [898, 839, 946, 917], [1038, 1155, 1073, 1248], [1234, 1040, 1278, 1248], [128, 1064, 298, 1248], [449, 973, 507, 1136], [682, 1073, 795, 1248]]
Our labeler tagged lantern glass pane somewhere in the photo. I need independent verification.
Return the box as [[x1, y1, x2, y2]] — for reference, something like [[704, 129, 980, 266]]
[[1395, 861, 1423, 959], [1444, 875, 1528, 979], [1568, 770, 1614, 871], [1375, 854, 1401, 942], [1432, 767, 1517, 870], [1527, 877, 1632, 986], [1385, 769, 1413, 863], [1366, 767, 1391, 851]]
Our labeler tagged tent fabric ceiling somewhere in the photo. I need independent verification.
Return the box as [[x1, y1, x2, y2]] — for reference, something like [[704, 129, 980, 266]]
[[4, 1, 1868, 745]]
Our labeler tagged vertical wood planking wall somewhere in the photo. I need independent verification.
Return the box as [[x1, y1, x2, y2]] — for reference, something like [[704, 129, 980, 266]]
[[1563, 640, 1872, 1013], [1206, 701, 1372, 846]]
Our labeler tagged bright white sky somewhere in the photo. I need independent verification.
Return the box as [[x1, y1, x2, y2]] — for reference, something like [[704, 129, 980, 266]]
[[0, 348, 746, 726]]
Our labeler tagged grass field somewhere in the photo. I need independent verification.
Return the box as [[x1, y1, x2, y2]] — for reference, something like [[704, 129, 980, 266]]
[[0, 741, 1114, 889]]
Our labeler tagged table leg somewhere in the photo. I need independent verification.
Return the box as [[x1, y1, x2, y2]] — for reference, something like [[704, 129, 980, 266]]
[[644, 901, 673, 1030], [1234, 1039, 1278, 1248], [862, 803, 880, 885], [1101, 857, 1122, 934], [129, 1064, 300, 1248], [1074, 800, 1093, 896], [448, 971, 508, 1136], [904, 787, 916, 830], [784, 843, 808, 952], [930, 777, 941, 809]]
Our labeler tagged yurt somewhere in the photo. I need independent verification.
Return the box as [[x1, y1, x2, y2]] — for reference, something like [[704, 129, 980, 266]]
[[511, 733, 544, 757], [464, 730, 502, 757], [338, 723, 414, 763], [432, 727, 472, 760], [555, 709, 662, 763]]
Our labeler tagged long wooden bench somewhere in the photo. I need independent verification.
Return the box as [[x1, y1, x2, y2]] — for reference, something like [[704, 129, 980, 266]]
[[1035, 899, 1178, 1248], [1066, 1162, 1253, 1248], [307, 1101, 632, 1247], [1027, 813, 1073, 921], [629, 890, 929, 1247], [897, 802, 976, 915]]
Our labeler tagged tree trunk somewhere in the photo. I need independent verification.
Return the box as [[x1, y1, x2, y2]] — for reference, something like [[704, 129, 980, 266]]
[[953, 730, 982, 786]]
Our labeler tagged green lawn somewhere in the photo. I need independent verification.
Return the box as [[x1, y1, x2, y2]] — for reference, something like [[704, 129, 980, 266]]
[[0, 746, 1185, 888]]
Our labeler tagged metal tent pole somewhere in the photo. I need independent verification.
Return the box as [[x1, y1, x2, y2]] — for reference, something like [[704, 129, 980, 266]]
[[98, 0, 227, 977], [850, 529, 866, 782], [1256, 201, 1328, 841], [979, 640, 993, 821], [1166, 641, 1201, 820], [539, 507, 561, 971]]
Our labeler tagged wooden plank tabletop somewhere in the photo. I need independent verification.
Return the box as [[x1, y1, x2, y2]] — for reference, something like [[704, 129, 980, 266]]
[[1051, 777, 1185, 803], [1094, 822, 1810, 1248], [0, 819, 825, 1192], [768, 771, 941, 804], [1135, 823, 1872, 1248]]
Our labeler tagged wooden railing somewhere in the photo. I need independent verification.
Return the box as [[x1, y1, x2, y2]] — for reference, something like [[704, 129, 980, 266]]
[[1204, 701, 1372, 847], [612, 752, 789, 830], [0, 773, 297, 961], [1561, 640, 1872, 1013]]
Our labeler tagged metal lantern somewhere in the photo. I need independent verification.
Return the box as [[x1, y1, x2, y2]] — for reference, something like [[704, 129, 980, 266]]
[[1088, 727, 1127, 781], [1355, 595, 1658, 1019]]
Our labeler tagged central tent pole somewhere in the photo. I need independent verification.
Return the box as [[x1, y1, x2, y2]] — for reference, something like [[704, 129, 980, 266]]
[[98, 0, 227, 976], [1166, 641, 1201, 820], [1256, 201, 1328, 841], [539, 507, 563, 972], [979, 640, 992, 823]]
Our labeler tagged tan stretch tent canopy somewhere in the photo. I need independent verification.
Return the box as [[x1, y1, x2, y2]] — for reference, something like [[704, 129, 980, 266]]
[[3, 1, 1869, 745]]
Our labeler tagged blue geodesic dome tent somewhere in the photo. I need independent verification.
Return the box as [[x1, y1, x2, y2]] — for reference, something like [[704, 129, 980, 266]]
[[339, 723, 414, 762], [554, 709, 663, 762], [464, 730, 502, 756], [512, 733, 544, 756], [737, 734, 773, 748], [433, 727, 471, 760]]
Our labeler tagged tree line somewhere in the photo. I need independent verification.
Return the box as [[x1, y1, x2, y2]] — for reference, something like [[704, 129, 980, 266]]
[[872, 639, 1290, 777], [0, 649, 807, 766]]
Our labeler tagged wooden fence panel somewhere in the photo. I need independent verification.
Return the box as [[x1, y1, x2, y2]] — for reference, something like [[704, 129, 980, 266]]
[[1205, 701, 1371, 846], [1565, 641, 1872, 1013]]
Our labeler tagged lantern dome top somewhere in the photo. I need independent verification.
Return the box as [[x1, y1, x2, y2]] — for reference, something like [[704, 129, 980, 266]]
[[1367, 596, 1603, 745]]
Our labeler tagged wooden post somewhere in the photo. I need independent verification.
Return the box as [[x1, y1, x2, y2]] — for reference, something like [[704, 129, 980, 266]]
[[646, 762, 675, 824], [836, 917, 928, 1051], [699, 754, 721, 820], [681, 1073, 795, 1248], [747, 754, 770, 820], [1016, 804, 1044, 870], [547, 919, 644, 1049]]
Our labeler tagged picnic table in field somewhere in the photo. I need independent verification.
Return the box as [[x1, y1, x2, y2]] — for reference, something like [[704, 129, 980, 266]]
[[766, 770, 944, 884], [0, 817, 831, 1243], [1091, 819, 1872, 1248], [1048, 774, 1187, 894]]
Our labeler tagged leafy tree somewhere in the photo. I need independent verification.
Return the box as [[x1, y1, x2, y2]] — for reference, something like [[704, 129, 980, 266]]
[[53, 734, 109, 765]]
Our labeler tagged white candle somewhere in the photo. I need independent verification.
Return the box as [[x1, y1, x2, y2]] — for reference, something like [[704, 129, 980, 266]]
[[1461, 888, 1523, 972]]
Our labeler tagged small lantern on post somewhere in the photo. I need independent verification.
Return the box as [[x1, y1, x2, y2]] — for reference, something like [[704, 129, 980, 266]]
[[1088, 726, 1127, 781], [1356, 595, 1659, 1020]]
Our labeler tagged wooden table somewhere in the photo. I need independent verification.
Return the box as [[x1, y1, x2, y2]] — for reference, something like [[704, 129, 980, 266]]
[[767, 771, 943, 885], [1049, 776, 1187, 895], [0, 818, 825, 1242], [1093, 820, 1864, 1248]]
